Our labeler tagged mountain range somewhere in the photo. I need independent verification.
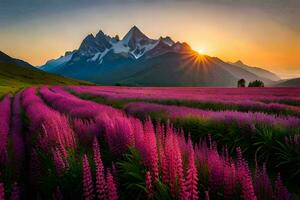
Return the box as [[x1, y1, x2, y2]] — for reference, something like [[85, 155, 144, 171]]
[[40, 26, 282, 87]]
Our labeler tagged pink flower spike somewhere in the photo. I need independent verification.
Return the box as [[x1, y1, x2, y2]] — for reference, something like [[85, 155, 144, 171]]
[[82, 154, 94, 200], [52, 148, 66, 177], [145, 171, 153, 199], [254, 163, 272, 200], [93, 138, 107, 200], [107, 169, 118, 200], [186, 146, 198, 200], [239, 167, 257, 200], [143, 119, 159, 182]]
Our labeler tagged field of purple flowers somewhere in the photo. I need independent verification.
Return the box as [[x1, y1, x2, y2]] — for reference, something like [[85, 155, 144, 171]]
[[0, 86, 299, 199]]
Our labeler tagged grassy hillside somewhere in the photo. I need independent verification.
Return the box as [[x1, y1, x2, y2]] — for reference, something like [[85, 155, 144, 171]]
[[0, 61, 91, 96]]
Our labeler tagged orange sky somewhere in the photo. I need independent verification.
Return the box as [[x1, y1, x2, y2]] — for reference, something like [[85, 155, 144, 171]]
[[0, 1, 299, 78]]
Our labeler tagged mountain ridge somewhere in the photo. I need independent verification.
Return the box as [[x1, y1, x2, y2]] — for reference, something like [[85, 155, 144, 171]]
[[277, 77, 300, 87], [40, 26, 280, 87], [229, 60, 280, 81], [0, 51, 35, 69]]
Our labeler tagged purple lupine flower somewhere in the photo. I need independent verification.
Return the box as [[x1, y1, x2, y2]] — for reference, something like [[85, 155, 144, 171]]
[[82, 154, 94, 200], [52, 148, 67, 176], [254, 163, 273, 200], [240, 170, 257, 200], [159, 125, 187, 198], [186, 143, 198, 200], [156, 122, 164, 152], [143, 118, 159, 182], [174, 137, 187, 200], [130, 117, 145, 157], [159, 145, 168, 185], [236, 148, 257, 200], [164, 130, 177, 195], [145, 171, 153, 199], [207, 149, 224, 192], [223, 162, 237, 200], [106, 169, 118, 200], [93, 138, 107, 200], [103, 115, 135, 155]]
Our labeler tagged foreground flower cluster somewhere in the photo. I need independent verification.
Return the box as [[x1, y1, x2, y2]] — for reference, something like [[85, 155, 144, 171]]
[[0, 86, 295, 199], [68, 86, 300, 182]]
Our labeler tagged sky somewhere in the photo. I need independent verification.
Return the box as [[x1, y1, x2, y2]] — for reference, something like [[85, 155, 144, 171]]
[[0, 0, 299, 78]]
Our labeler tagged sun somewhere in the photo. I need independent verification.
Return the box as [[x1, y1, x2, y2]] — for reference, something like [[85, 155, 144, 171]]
[[195, 48, 205, 54]]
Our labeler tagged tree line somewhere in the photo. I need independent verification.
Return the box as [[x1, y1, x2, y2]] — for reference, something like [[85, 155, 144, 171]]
[[238, 79, 264, 87]]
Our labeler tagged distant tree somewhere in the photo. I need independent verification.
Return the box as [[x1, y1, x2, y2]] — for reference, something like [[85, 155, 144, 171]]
[[248, 80, 264, 87], [237, 79, 246, 88]]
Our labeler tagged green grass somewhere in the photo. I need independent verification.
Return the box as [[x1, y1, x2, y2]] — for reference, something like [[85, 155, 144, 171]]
[[0, 61, 92, 97]]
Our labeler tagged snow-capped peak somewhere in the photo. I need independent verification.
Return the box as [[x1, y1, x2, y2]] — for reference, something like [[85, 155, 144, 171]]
[[41, 26, 193, 70], [122, 26, 154, 50], [78, 31, 112, 56], [122, 26, 148, 43]]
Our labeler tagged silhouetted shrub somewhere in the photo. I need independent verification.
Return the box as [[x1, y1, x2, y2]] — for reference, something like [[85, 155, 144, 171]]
[[238, 79, 246, 87], [248, 80, 264, 87]]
